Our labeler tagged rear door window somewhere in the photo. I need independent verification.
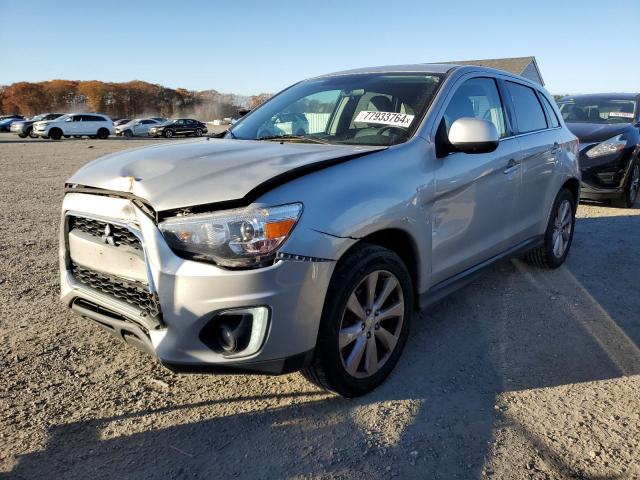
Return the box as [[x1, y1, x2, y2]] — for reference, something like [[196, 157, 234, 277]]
[[506, 82, 548, 133]]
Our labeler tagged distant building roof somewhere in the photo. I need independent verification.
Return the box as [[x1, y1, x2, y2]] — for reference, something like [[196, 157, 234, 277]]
[[443, 56, 545, 86]]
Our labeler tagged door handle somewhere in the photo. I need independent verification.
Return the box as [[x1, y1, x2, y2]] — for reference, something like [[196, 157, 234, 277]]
[[504, 158, 520, 174]]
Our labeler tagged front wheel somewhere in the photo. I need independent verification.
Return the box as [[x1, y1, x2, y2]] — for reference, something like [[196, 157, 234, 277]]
[[301, 244, 413, 397], [28, 127, 37, 138], [524, 188, 576, 269], [612, 162, 639, 208], [164, 129, 174, 138], [49, 128, 62, 141]]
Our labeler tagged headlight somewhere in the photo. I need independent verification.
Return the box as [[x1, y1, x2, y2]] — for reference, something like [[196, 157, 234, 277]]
[[586, 135, 627, 158], [159, 203, 303, 267]]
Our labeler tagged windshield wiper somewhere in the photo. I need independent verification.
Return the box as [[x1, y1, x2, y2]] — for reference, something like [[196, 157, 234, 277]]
[[255, 134, 330, 144]]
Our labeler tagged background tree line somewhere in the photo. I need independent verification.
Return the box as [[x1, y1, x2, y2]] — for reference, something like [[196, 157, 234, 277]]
[[0, 80, 273, 120]]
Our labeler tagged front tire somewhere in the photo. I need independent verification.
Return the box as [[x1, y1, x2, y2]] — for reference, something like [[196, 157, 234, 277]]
[[124, 129, 133, 138], [525, 188, 576, 269], [301, 244, 413, 397], [612, 162, 639, 208], [49, 128, 62, 141], [28, 127, 37, 138], [164, 129, 174, 138]]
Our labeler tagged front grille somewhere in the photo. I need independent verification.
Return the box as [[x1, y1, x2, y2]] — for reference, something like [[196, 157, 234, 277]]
[[71, 262, 161, 319], [69, 215, 142, 250]]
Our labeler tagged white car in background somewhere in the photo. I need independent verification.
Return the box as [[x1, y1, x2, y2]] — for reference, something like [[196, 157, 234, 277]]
[[33, 113, 114, 140], [115, 118, 161, 137]]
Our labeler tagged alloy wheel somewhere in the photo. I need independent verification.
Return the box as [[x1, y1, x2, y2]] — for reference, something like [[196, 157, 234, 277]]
[[552, 199, 573, 258], [338, 270, 404, 379], [630, 164, 639, 204]]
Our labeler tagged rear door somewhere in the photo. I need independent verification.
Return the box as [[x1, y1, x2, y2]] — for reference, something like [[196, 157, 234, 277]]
[[503, 81, 558, 240], [431, 76, 522, 284]]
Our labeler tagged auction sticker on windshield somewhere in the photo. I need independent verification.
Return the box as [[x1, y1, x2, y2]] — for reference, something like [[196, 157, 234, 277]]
[[609, 112, 634, 119], [355, 111, 415, 128]]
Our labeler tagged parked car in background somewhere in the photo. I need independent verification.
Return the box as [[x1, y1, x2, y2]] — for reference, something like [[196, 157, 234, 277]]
[[0, 115, 25, 131], [34, 113, 114, 140], [10, 113, 64, 138], [115, 118, 161, 137], [148, 118, 207, 138], [558, 94, 640, 207], [60, 64, 579, 397], [113, 118, 130, 127]]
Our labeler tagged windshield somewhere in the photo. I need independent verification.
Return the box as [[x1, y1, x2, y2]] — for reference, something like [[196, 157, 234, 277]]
[[230, 73, 443, 146], [558, 98, 637, 124]]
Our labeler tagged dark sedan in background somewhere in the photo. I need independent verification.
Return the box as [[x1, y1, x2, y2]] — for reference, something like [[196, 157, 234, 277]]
[[10, 113, 64, 138], [0, 115, 25, 131], [148, 118, 207, 138], [558, 94, 640, 207]]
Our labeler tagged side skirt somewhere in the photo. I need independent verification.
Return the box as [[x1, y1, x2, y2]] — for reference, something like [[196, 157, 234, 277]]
[[419, 235, 543, 311]]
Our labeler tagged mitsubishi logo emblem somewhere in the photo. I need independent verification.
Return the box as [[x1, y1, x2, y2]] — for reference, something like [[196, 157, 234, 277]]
[[101, 224, 116, 246]]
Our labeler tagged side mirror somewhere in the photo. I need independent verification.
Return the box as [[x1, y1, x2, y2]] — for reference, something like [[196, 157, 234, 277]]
[[448, 118, 499, 154]]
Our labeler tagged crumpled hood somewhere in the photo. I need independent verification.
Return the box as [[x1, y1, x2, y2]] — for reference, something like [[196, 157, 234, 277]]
[[566, 122, 634, 143], [68, 138, 385, 211]]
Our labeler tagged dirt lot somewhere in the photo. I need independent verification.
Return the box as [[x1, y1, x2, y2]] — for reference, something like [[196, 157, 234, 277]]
[[1, 132, 639, 479]]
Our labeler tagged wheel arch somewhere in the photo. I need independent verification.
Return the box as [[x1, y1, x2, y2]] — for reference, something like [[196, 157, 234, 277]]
[[340, 228, 421, 311], [562, 177, 580, 206]]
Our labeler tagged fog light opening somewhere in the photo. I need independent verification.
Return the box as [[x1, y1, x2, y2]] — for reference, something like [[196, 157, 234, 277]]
[[200, 307, 270, 358]]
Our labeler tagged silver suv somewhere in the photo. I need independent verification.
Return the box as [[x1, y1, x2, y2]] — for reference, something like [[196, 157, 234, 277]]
[[60, 64, 579, 396]]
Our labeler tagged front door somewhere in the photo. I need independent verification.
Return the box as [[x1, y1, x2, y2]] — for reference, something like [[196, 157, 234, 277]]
[[431, 76, 521, 285]]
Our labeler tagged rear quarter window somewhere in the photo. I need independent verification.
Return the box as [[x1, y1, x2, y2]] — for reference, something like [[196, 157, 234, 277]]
[[506, 82, 548, 133]]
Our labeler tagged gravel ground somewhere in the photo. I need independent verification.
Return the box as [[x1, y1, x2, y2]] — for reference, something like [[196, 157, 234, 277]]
[[1, 132, 639, 479]]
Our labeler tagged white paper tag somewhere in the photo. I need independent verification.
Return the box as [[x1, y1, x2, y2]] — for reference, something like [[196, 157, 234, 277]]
[[609, 111, 634, 119], [355, 110, 415, 128]]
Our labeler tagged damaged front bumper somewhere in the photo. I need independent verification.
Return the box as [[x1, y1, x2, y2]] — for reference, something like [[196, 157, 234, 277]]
[[60, 192, 338, 374]]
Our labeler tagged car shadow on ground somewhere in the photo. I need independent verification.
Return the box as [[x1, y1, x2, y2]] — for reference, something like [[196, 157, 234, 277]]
[[6, 212, 640, 480]]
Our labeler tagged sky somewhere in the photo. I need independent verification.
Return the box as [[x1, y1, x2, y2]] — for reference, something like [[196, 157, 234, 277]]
[[1, 0, 638, 96]]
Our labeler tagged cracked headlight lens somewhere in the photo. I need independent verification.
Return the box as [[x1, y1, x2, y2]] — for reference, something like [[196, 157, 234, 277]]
[[159, 203, 302, 267]]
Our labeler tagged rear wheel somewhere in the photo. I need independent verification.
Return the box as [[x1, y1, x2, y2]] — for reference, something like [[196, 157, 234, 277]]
[[301, 244, 413, 397], [612, 162, 639, 208], [525, 188, 576, 269], [49, 128, 62, 141], [97, 128, 109, 139], [195, 128, 203, 137]]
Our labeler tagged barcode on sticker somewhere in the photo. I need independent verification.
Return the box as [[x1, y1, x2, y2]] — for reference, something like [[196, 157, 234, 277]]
[[609, 112, 634, 118], [355, 111, 415, 128]]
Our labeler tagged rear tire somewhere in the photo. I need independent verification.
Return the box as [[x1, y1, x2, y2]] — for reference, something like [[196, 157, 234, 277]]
[[49, 128, 62, 141], [612, 162, 639, 208], [301, 244, 413, 397], [97, 128, 109, 139], [195, 128, 203, 137], [524, 188, 576, 269]]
